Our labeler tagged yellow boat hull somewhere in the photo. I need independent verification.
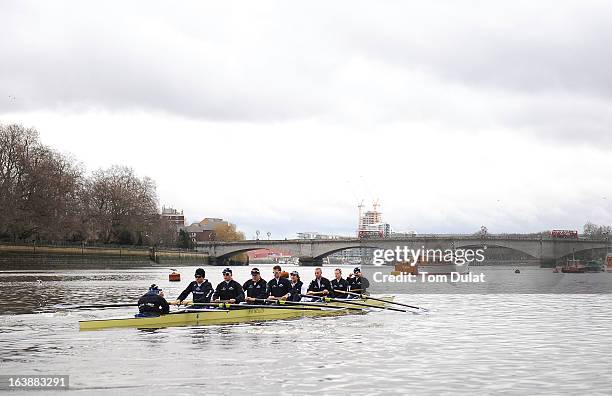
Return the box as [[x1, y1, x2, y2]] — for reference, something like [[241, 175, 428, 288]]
[[78, 297, 394, 331]]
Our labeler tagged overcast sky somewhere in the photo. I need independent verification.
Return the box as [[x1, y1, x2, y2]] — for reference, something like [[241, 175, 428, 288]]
[[2, 0, 611, 238]]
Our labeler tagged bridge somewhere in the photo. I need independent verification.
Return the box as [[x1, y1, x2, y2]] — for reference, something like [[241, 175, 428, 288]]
[[196, 236, 611, 266]]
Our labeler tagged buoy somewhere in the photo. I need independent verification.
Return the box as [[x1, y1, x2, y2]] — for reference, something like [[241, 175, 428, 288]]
[[169, 269, 181, 282], [280, 271, 289, 279]]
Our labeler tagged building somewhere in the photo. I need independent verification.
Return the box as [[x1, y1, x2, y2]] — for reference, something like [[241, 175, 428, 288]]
[[181, 218, 236, 243], [357, 201, 391, 238], [161, 206, 185, 229]]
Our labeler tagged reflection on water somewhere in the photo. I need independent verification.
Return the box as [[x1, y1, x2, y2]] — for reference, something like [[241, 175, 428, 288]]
[[1, 265, 612, 394]]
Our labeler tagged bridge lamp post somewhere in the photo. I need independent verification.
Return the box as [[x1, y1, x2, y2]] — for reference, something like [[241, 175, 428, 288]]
[[604, 231, 610, 254], [267, 231, 271, 240], [256, 230, 260, 240]]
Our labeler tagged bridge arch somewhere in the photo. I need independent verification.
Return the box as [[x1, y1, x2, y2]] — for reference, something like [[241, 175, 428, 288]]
[[313, 244, 384, 260], [454, 243, 539, 260]]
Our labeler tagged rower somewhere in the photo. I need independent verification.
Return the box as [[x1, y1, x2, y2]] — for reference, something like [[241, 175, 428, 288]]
[[307, 267, 332, 298], [243, 267, 268, 304], [176, 268, 214, 307], [212, 268, 245, 303], [267, 265, 291, 301], [137, 284, 170, 316], [288, 270, 306, 302], [347, 267, 370, 295], [330, 268, 349, 298]]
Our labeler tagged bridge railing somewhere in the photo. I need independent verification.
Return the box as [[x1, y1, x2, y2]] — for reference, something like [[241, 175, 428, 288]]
[[196, 234, 610, 244]]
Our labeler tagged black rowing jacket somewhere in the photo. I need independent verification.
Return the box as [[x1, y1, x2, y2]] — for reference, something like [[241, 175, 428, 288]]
[[138, 291, 170, 314], [177, 280, 214, 304], [347, 275, 370, 293], [267, 277, 292, 298], [307, 277, 332, 295], [243, 278, 269, 300], [330, 277, 349, 297], [288, 280, 304, 302], [213, 280, 245, 302]]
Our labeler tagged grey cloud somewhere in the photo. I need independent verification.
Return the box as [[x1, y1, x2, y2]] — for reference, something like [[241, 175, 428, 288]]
[[2, 0, 612, 147], [351, 1, 612, 97]]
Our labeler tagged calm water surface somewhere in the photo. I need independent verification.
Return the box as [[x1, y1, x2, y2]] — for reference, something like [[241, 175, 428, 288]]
[[1, 265, 611, 395]]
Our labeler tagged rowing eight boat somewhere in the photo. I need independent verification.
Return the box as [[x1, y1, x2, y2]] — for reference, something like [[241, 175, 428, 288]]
[[78, 297, 394, 331]]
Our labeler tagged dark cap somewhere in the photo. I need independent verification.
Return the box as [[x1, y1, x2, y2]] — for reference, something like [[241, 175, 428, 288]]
[[222, 268, 232, 275], [251, 268, 260, 275], [149, 284, 162, 292], [195, 268, 205, 277], [353, 267, 361, 273]]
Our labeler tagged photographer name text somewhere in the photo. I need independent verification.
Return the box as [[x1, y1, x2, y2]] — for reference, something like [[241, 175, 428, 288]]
[[373, 272, 486, 283]]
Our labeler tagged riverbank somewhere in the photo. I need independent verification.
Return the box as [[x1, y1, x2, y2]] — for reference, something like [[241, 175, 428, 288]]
[[0, 243, 209, 269]]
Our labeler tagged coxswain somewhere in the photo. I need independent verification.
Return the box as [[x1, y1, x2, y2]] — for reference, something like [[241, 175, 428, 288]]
[[212, 268, 245, 303], [347, 267, 370, 295], [267, 265, 292, 301], [288, 270, 305, 302], [307, 267, 332, 297], [137, 284, 170, 316], [243, 267, 268, 304], [176, 268, 214, 307], [330, 268, 349, 298]]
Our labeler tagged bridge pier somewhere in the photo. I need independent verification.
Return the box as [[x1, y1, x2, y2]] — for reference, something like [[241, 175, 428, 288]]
[[299, 256, 323, 266], [208, 256, 250, 266], [539, 256, 557, 268]]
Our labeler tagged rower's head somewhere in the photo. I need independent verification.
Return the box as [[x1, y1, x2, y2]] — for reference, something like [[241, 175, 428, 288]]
[[222, 268, 233, 281], [148, 284, 164, 297], [251, 267, 261, 281], [354, 267, 361, 278], [334, 268, 342, 280], [273, 265, 282, 279], [195, 268, 205, 283], [290, 270, 300, 282], [314, 267, 322, 279]]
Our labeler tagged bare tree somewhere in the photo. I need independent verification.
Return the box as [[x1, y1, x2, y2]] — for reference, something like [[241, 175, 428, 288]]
[[86, 165, 159, 244], [1, 123, 185, 247], [0, 124, 85, 241], [583, 222, 612, 240]]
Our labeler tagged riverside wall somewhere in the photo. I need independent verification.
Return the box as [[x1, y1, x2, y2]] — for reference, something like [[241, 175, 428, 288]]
[[0, 243, 209, 269]]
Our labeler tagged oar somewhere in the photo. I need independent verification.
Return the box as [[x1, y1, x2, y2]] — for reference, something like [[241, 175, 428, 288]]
[[172, 300, 234, 307], [57, 303, 138, 309], [302, 294, 413, 313], [334, 290, 428, 311], [186, 302, 342, 312], [305, 290, 329, 295], [249, 298, 364, 312]]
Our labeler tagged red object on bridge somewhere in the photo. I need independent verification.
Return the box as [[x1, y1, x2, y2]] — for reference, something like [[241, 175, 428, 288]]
[[550, 230, 578, 239], [169, 271, 181, 282]]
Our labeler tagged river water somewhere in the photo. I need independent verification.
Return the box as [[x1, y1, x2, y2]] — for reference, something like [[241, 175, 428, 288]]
[[1, 264, 611, 395]]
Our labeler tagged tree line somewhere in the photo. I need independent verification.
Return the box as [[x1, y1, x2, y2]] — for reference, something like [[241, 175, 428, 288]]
[[0, 124, 177, 246]]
